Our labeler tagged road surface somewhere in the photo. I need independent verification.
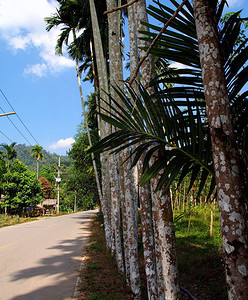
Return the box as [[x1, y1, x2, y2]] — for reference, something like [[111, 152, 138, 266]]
[[0, 210, 98, 300]]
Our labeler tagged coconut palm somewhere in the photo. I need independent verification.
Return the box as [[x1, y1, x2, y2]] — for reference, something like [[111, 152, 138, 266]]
[[30, 145, 44, 179]]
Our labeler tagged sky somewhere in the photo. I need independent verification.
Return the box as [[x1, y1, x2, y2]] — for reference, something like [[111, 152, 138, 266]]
[[0, 0, 247, 156]]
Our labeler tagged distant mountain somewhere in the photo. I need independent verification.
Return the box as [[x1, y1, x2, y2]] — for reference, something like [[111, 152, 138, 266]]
[[1, 144, 71, 171]]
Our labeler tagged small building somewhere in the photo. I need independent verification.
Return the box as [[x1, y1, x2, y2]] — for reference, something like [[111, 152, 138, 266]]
[[42, 198, 57, 210]]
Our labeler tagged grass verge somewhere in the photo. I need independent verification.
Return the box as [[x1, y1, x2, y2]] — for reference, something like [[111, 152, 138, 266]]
[[0, 214, 40, 228], [78, 214, 133, 300], [175, 206, 227, 299], [78, 205, 227, 299]]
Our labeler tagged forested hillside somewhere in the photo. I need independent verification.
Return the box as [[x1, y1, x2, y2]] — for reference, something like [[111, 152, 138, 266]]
[[0, 144, 71, 171]]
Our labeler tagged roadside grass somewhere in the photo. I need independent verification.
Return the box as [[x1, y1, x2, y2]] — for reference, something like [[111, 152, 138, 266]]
[[175, 205, 227, 299], [78, 214, 133, 300], [0, 214, 39, 228], [79, 205, 227, 299], [0, 211, 67, 228]]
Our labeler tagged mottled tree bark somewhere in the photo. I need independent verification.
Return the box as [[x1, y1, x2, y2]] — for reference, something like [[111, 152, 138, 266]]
[[150, 167, 179, 299], [89, 0, 111, 249], [106, 0, 124, 274], [134, 1, 180, 298], [75, 55, 103, 207], [131, 1, 160, 299], [193, 1, 248, 298]]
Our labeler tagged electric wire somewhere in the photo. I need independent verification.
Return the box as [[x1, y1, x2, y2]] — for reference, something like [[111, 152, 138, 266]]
[[0, 104, 32, 146], [0, 89, 63, 162], [0, 88, 40, 145], [0, 130, 31, 157], [0, 130, 13, 143], [0, 130, 55, 163]]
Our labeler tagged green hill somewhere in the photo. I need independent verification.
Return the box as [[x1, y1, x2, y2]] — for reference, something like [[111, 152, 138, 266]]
[[1, 144, 71, 171]]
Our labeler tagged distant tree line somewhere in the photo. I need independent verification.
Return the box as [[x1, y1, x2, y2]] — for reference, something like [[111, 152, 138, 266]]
[[0, 127, 99, 214]]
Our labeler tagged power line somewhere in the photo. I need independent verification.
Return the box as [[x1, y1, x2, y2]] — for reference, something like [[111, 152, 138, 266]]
[[0, 88, 40, 145], [0, 130, 55, 163], [0, 89, 60, 162], [0, 103, 32, 146], [0, 130, 13, 143]]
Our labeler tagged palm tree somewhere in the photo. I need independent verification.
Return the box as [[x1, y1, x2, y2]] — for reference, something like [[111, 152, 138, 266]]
[[0, 142, 17, 171], [45, 0, 113, 249], [89, 0, 248, 297], [30, 145, 44, 179], [192, 1, 248, 298], [0, 142, 17, 214]]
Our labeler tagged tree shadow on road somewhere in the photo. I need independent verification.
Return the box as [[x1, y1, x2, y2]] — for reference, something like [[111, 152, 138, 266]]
[[9, 212, 96, 300]]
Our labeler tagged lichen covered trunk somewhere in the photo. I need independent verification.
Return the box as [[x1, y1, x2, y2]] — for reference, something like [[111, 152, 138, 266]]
[[138, 174, 159, 299], [106, 0, 125, 272], [131, 1, 160, 298], [150, 156, 180, 299], [134, 1, 180, 298], [122, 147, 140, 297], [89, 0, 111, 249], [193, 1, 248, 298]]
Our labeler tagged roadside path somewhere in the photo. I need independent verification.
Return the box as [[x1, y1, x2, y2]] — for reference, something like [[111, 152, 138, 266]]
[[0, 210, 98, 300]]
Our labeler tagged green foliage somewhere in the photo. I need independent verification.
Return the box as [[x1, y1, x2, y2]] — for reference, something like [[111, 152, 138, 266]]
[[40, 164, 57, 184], [0, 142, 17, 170], [86, 92, 99, 130], [1, 159, 42, 214], [89, 0, 248, 197], [90, 244, 103, 251], [45, 0, 108, 85], [30, 144, 44, 161], [175, 205, 226, 299], [13, 144, 70, 172], [88, 263, 101, 270], [220, 11, 248, 52], [0, 214, 39, 228], [67, 122, 99, 210]]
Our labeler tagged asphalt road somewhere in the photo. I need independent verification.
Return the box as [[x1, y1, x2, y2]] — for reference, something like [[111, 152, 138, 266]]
[[0, 210, 98, 300]]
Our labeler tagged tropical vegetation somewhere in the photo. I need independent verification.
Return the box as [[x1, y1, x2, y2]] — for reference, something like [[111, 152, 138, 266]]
[[0, 139, 97, 216], [42, 0, 248, 299]]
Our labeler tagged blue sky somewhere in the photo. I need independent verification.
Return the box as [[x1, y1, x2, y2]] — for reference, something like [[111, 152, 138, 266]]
[[0, 0, 247, 156]]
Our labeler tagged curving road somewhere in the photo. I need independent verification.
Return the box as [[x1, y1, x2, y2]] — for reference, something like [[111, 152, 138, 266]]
[[0, 210, 98, 300]]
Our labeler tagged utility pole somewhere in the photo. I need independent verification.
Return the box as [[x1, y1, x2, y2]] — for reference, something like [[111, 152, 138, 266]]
[[0, 112, 16, 117], [55, 156, 61, 212]]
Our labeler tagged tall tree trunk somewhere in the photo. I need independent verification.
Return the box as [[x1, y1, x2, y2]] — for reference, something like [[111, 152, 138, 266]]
[[36, 160, 39, 180], [193, 1, 248, 298], [128, 1, 158, 298], [150, 162, 180, 299], [75, 53, 103, 207], [89, 0, 112, 249], [134, 0, 180, 298], [106, 0, 124, 274]]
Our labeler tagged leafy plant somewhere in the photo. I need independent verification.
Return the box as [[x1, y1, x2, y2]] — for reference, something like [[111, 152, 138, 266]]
[[89, 0, 248, 198]]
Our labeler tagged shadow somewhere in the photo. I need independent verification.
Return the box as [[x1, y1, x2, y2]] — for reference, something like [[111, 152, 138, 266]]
[[175, 218, 227, 300], [6, 211, 97, 300]]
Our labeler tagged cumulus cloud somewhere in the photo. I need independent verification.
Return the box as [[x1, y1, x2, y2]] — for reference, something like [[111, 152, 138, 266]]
[[0, 0, 74, 76], [24, 63, 48, 77], [49, 137, 75, 150]]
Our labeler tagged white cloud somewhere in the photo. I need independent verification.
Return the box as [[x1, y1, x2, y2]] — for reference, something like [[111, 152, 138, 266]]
[[170, 62, 192, 69], [24, 63, 48, 77], [0, 0, 74, 77], [49, 137, 75, 150]]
